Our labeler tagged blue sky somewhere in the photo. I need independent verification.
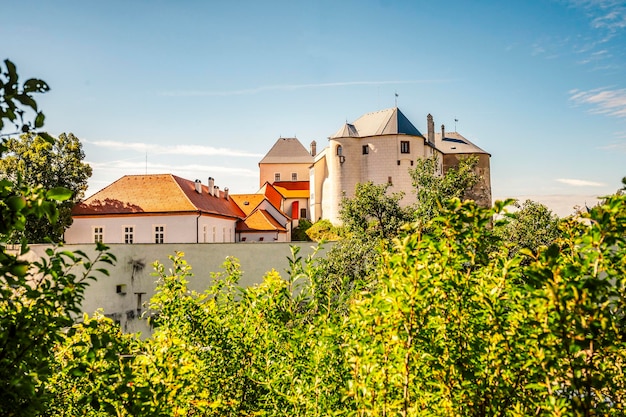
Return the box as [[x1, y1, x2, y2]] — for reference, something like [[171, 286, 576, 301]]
[[3, 0, 625, 216]]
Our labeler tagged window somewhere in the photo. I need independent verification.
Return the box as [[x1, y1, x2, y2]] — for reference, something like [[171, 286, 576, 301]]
[[154, 225, 164, 244], [300, 208, 307, 219], [362, 145, 369, 155], [124, 226, 134, 244], [400, 141, 410, 153], [291, 172, 297, 181], [274, 173, 281, 181], [202, 225, 207, 243], [336, 145, 343, 156], [94, 227, 103, 243], [388, 176, 393, 185], [212, 226, 216, 242]]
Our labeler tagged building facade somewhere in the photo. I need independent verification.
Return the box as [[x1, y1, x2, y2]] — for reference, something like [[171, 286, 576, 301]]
[[309, 107, 491, 223]]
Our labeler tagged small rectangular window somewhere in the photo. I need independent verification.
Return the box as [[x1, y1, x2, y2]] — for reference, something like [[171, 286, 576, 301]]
[[94, 227, 104, 243], [274, 173, 281, 182], [400, 141, 410, 154], [362, 145, 369, 155], [291, 172, 297, 181], [388, 176, 393, 185], [154, 225, 164, 244], [300, 208, 307, 219], [124, 226, 134, 244]]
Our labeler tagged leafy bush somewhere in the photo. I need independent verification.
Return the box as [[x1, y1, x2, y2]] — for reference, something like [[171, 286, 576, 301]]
[[305, 218, 342, 242]]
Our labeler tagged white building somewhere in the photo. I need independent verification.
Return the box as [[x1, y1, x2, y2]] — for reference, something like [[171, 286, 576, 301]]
[[66, 174, 243, 244], [309, 107, 491, 223]]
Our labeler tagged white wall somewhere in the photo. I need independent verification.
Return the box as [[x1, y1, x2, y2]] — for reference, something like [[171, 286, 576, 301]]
[[25, 242, 331, 335], [65, 214, 237, 244]]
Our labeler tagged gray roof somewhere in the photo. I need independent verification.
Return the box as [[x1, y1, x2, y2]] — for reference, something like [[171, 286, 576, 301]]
[[330, 107, 424, 139], [259, 137, 314, 164], [435, 131, 490, 155]]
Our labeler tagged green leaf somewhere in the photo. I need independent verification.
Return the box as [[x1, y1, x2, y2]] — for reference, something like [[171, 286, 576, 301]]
[[34, 111, 45, 128], [46, 187, 72, 201]]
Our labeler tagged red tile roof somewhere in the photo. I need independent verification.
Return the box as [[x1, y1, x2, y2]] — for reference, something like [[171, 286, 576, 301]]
[[72, 174, 244, 219], [257, 182, 284, 209], [271, 181, 310, 198], [235, 209, 287, 232]]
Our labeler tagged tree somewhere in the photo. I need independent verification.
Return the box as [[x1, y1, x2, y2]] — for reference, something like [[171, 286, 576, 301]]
[[311, 182, 411, 315], [0, 59, 114, 416], [494, 199, 561, 259], [340, 181, 411, 240], [0, 132, 92, 242], [409, 154, 480, 223]]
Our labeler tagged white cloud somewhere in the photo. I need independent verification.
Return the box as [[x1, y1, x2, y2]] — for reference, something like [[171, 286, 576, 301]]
[[84, 139, 263, 158], [86, 160, 258, 177], [569, 87, 626, 117], [556, 178, 607, 187], [600, 140, 626, 151], [159, 79, 453, 97]]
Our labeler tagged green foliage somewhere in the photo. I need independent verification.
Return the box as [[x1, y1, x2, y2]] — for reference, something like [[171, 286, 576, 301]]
[[0, 59, 115, 417], [291, 218, 313, 241], [0, 132, 92, 243], [0, 59, 49, 134], [37, 190, 626, 416], [343, 194, 626, 416], [306, 218, 342, 242], [494, 199, 561, 259], [410, 154, 480, 223], [340, 181, 411, 240]]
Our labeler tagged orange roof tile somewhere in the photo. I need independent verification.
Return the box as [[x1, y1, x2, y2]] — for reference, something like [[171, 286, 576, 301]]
[[229, 194, 266, 216], [236, 209, 287, 232], [72, 174, 244, 219], [258, 182, 284, 209], [272, 181, 310, 199]]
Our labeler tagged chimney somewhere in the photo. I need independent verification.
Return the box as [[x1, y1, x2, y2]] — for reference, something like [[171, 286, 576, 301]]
[[441, 124, 445, 141], [208, 177, 214, 196], [194, 179, 202, 193], [224, 187, 229, 200], [310, 140, 317, 157], [427, 114, 434, 144], [214, 186, 219, 197]]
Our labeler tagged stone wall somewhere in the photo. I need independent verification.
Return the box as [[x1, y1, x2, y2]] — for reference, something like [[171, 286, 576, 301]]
[[25, 241, 330, 335]]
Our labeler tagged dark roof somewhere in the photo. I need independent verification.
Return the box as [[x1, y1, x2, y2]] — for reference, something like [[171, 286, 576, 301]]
[[331, 107, 424, 138], [259, 137, 314, 164]]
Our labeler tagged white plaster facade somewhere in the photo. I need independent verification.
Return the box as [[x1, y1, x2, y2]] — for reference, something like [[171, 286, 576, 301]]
[[65, 214, 237, 244], [310, 108, 444, 223]]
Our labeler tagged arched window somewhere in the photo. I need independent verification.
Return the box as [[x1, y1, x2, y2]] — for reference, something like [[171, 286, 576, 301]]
[[336, 145, 343, 156]]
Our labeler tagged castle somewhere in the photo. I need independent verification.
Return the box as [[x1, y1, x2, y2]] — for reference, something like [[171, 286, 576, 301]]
[[66, 106, 491, 244], [260, 107, 491, 224]]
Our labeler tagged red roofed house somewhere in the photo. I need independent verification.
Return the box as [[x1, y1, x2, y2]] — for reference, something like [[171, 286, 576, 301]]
[[258, 181, 309, 228], [65, 175, 244, 244], [229, 193, 291, 242], [257, 137, 314, 226]]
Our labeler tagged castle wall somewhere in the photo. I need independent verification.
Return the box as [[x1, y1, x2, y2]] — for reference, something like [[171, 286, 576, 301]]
[[442, 153, 492, 208], [24, 241, 331, 336], [259, 163, 310, 186]]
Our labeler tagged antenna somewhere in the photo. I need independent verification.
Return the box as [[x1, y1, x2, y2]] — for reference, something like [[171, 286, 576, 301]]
[[395, 91, 399, 107], [454, 118, 458, 131]]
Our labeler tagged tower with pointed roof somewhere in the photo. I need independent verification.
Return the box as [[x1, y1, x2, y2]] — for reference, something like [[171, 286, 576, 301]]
[[258, 137, 314, 186]]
